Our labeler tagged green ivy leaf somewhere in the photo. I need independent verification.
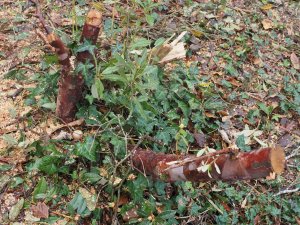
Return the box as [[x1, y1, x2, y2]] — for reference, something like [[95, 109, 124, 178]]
[[68, 192, 91, 217], [130, 38, 151, 50], [0, 164, 13, 171], [75, 136, 99, 162], [41, 102, 56, 111], [38, 156, 60, 175], [33, 177, 47, 201], [236, 134, 251, 151]]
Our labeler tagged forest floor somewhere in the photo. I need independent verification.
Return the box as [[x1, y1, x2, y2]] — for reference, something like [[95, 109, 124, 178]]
[[0, 0, 300, 224]]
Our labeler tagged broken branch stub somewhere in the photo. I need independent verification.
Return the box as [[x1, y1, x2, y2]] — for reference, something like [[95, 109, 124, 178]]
[[55, 10, 102, 122], [132, 147, 285, 182], [46, 33, 83, 122], [35, 2, 102, 122], [77, 10, 102, 63]]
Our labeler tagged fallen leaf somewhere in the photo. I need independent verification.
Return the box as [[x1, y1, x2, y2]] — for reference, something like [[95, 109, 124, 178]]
[[266, 172, 276, 180], [193, 132, 207, 147], [31, 202, 49, 219], [254, 215, 261, 225], [79, 187, 97, 211], [198, 82, 210, 87], [0, 175, 10, 191], [278, 133, 292, 147], [52, 130, 72, 140], [227, 77, 241, 87], [204, 111, 217, 118], [253, 57, 264, 67], [123, 206, 139, 221], [24, 211, 40, 222], [218, 129, 231, 144], [190, 44, 201, 52], [260, 4, 273, 10], [262, 19, 273, 30], [190, 29, 203, 38], [117, 195, 129, 206], [290, 53, 300, 70], [241, 197, 247, 208], [220, 202, 230, 212], [9, 198, 24, 221]]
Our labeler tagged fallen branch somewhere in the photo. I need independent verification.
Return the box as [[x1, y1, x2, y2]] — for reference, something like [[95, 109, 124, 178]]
[[132, 146, 285, 182]]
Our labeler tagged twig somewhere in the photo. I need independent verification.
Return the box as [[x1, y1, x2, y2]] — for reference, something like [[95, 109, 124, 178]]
[[286, 146, 300, 160], [35, 28, 55, 51], [30, 0, 52, 34], [0, 158, 10, 164], [49, 118, 84, 135], [115, 137, 145, 169], [51, 211, 74, 220], [274, 187, 300, 196], [165, 148, 236, 171], [228, 6, 254, 14], [143, 134, 164, 146]]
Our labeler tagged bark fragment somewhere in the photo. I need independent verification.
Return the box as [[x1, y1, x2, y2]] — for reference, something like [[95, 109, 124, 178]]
[[132, 146, 285, 182]]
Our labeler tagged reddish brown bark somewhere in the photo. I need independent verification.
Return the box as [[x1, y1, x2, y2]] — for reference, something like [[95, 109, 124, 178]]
[[45, 33, 82, 122], [132, 147, 285, 182], [35, 2, 102, 122], [55, 10, 102, 122], [77, 10, 102, 63]]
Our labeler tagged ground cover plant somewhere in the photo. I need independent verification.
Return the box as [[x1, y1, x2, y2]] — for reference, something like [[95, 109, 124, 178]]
[[0, 0, 300, 224]]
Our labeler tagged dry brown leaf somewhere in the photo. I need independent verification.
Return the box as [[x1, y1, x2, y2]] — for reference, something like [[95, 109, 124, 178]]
[[260, 4, 273, 10], [241, 197, 247, 208], [31, 202, 49, 219], [123, 206, 139, 222], [254, 215, 261, 225], [204, 112, 217, 118], [290, 52, 300, 70], [159, 42, 186, 63], [190, 29, 203, 38], [117, 195, 129, 206], [253, 57, 264, 67], [262, 19, 273, 30], [193, 132, 207, 148], [266, 171, 276, 180], [227, 77, 241, 87]]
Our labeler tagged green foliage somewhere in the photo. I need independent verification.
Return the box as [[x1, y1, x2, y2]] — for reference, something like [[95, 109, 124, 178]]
[[67, 192, 91, 217], [4, 0, 299, 224]]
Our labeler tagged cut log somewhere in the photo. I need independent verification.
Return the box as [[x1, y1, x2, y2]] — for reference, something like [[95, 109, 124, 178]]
[[132, 146, 285, 182]]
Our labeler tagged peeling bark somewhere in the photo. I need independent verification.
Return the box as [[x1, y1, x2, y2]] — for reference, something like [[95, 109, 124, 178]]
[[55, 10, 102, 122], [77, 10, 102, 63], [34, 1, 102, 122], [132, 147, 285, 182]]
